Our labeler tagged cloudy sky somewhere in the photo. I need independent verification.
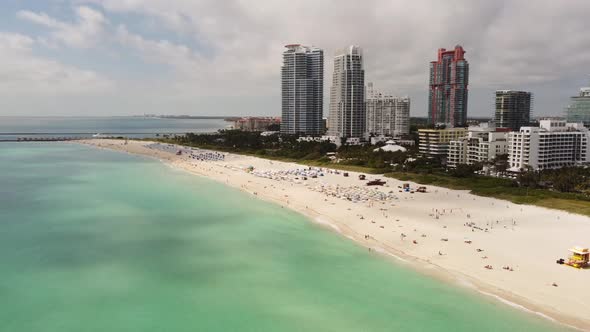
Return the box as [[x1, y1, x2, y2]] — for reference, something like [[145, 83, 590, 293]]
[[1, 0, 589, 118]]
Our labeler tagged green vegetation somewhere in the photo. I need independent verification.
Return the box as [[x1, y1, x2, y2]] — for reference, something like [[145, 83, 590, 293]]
[[163, 130, 410, 174]]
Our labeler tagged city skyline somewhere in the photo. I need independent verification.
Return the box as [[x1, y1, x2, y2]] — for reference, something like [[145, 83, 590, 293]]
[[0, 1, 589, 117]]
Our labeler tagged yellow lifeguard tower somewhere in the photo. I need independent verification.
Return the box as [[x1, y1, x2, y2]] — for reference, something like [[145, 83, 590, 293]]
[[566, 247, 589, 269]]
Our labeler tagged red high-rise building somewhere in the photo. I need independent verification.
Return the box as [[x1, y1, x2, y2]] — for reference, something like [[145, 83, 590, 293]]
[[428, 45, 469, 127]]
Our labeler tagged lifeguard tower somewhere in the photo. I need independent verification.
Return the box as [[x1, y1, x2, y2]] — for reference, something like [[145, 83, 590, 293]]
[[566, 247, 589, 269]]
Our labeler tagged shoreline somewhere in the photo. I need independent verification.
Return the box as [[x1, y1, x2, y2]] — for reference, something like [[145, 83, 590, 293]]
[[79, 139, 590, 331]]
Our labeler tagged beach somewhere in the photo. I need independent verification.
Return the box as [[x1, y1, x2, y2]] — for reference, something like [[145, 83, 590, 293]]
[[82, 139, 590, 331]]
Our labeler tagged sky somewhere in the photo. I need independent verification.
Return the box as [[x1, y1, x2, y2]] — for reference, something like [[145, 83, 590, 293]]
[[0, 0, 589, 118]]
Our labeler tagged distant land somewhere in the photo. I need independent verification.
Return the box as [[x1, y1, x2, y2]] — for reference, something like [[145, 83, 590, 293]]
[[141, 114, 240, 121]]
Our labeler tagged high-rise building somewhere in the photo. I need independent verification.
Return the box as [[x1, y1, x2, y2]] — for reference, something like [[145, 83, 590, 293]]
[[428, 45, 469, 127], [508, 119, 589, 172], [494, 90, 532, 130], [365, 83, 410, 138], [327, 46, 365, 138], [565, 85, 590, 127], [280, 44, 324, 135]]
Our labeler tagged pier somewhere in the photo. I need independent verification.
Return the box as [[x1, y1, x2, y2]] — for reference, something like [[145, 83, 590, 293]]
[[0, 133, 135, 142], [13, 137, 87, 142], [1, 136, 122, 142]]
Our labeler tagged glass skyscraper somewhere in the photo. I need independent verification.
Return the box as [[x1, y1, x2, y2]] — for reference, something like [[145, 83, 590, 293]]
[[566, 86, 590, 127], [327, 45, 365, 138], [428, 46, 469, 127], [280, 44, 324, 135], [495, 90, 532, 130]]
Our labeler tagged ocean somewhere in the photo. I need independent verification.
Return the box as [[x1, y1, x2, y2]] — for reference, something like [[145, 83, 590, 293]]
[[0, 142, 568, 331], [0, 116, 228, 141]]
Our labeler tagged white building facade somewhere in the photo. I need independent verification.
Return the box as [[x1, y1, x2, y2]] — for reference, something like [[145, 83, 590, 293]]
[[447, 125, 509, 168], [508, 119, 590, 172], [327, 46, 365, 138], [418, 128, 468, 157], [297, 135, 342, 147], [365, 82, 410, 139]]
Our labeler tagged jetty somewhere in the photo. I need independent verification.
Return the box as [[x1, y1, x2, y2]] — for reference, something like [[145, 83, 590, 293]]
[[13, 137, 86, 142], [1, 133, 130, 142]]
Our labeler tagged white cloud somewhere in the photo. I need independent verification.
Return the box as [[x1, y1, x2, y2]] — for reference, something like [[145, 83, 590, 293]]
[[114, 23, 279, 97], [116, 25, 203, 70], [0, 32, 113, 96], [17, 10, 61, 27], [84, 0, 590, 89], [17, 6, 107, 48], [7, 0, 590, 116]]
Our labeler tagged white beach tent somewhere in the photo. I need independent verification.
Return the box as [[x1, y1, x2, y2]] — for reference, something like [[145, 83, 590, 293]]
[[374, 140, 407, 153]]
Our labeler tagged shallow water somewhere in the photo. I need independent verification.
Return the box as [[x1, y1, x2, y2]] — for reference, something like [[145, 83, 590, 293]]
[[0, 143, 568, 331]]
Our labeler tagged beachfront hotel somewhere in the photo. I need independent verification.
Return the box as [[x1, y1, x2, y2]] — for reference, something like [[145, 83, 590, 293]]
[[233, 117, 281, 132], [327, 45, 366, 138], [428, 45, 469, 127], [495, 90, 533, 130], [447, 124, 509, 168], [418, 127, 468, 157], [507, 118, 590, 172], [365, 82, 410, 139], [565, 85, 590, 127], [280, 44, 324, 136]]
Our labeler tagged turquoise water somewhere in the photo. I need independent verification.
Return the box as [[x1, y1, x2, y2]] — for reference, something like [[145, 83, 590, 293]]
[[0, 143, 567, 331]]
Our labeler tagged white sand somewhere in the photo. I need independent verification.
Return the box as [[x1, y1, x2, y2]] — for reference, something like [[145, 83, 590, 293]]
[[82, 139, 590, 330]]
